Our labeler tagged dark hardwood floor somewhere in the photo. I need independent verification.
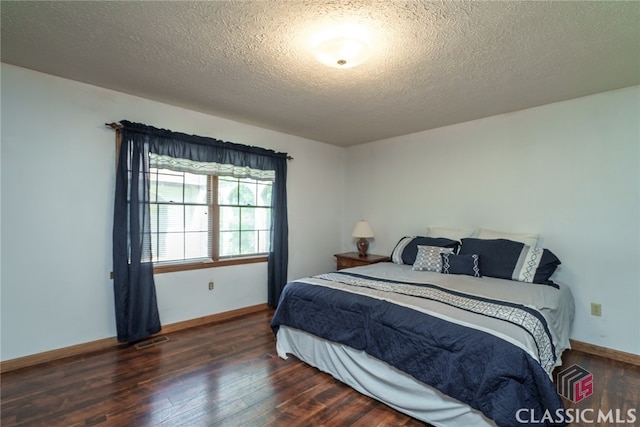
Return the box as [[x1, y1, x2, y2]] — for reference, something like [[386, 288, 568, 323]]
[[1, 309, 638, 427]]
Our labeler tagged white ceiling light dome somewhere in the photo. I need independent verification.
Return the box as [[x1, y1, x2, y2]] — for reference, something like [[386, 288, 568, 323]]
[[314, 36, 370, 68]]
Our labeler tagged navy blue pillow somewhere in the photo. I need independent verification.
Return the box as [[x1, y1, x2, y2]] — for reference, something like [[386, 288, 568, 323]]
[[459, 238, 560, 286], [441, 253, 481, 277], [391, 236, 459, 265]]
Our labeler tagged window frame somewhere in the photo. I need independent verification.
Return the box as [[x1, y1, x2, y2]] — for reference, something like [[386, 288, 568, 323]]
[[114, 131, 269, 275], [149, 173, 271, 274]]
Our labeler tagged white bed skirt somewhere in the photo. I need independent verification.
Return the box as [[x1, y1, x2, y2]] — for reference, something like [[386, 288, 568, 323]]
[[276, 326, 496, 427]]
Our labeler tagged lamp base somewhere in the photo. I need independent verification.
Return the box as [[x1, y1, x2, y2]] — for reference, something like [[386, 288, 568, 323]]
[[356, 238, 369, 257]]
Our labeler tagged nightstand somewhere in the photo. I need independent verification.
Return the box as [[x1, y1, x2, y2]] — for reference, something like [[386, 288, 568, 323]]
[[334, 252, 390, 270]]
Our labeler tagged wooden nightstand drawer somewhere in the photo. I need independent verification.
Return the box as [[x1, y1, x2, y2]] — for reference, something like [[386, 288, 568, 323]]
[[337, 257, 369, 270], [334, 252, 390, 270]]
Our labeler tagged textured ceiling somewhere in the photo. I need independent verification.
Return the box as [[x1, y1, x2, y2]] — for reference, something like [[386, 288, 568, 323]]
[[2, 1, 639, 146]]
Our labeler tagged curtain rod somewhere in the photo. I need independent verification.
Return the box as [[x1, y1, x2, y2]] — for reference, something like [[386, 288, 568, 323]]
[[106, 122, 123, 130], [105, 122, 293, 160]]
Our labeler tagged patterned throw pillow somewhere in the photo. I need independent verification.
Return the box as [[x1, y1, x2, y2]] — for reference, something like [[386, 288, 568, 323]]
[[441, 253, 482, 278], [390, 236, 459, 265], [412, 245, 454, 272]]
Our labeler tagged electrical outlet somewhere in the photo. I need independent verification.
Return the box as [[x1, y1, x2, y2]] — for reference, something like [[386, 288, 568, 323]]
[[208, 281, 214, 291], [591, 303, 602, 317]]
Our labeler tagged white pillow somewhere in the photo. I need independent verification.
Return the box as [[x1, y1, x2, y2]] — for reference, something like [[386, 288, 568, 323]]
[[476, 228, 540, 248], [426, 227, 473, 242]]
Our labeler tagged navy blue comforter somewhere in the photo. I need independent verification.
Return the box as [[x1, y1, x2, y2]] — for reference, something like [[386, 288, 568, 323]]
[[271, 277, 566, 427]]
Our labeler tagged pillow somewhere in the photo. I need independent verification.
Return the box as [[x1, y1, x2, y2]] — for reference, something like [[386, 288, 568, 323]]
[[412, 245, 454, 272], [476, 228, 540, 248], [426, 227, 473, 242], [459, 238, 560, 286], [441, 253, 481, 277], [391, 236, 459, 265]]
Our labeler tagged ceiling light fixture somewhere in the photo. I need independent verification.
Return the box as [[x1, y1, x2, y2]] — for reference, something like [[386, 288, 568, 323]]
[[314, 36, 370, 69]]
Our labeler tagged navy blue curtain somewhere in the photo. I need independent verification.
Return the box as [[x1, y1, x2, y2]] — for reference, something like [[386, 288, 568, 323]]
[[113, 129, 161, 342], [267, 158, 288, 306], [113, 121, 289, 338]]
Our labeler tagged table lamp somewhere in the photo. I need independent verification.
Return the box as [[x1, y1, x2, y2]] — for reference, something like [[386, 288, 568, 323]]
[[352, 220, 374, 257]]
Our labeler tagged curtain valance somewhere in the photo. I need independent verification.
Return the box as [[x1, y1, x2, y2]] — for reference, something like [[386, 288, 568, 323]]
[[148, 153, 276, 181], [120, 120, 287, 171]]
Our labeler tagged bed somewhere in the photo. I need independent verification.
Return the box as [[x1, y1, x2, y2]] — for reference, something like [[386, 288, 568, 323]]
[[271, 236, 575, 427]]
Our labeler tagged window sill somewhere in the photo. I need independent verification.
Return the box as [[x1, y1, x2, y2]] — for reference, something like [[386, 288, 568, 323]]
[[153, 256, 268, 274], [110, 256, 269, 279]]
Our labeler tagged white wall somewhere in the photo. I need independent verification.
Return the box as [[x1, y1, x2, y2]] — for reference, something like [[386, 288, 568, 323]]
[[2, 62, 637, 361], [345, 86, 640, 355], [0, 64, 345, 361]]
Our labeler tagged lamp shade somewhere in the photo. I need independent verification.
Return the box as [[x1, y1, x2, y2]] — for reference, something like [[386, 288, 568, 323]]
[[352, 221, 374, 238]]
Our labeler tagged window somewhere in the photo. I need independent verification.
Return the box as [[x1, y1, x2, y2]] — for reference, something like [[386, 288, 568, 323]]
[[148, 167, 272, 269], [218, 176, 272, 257]]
